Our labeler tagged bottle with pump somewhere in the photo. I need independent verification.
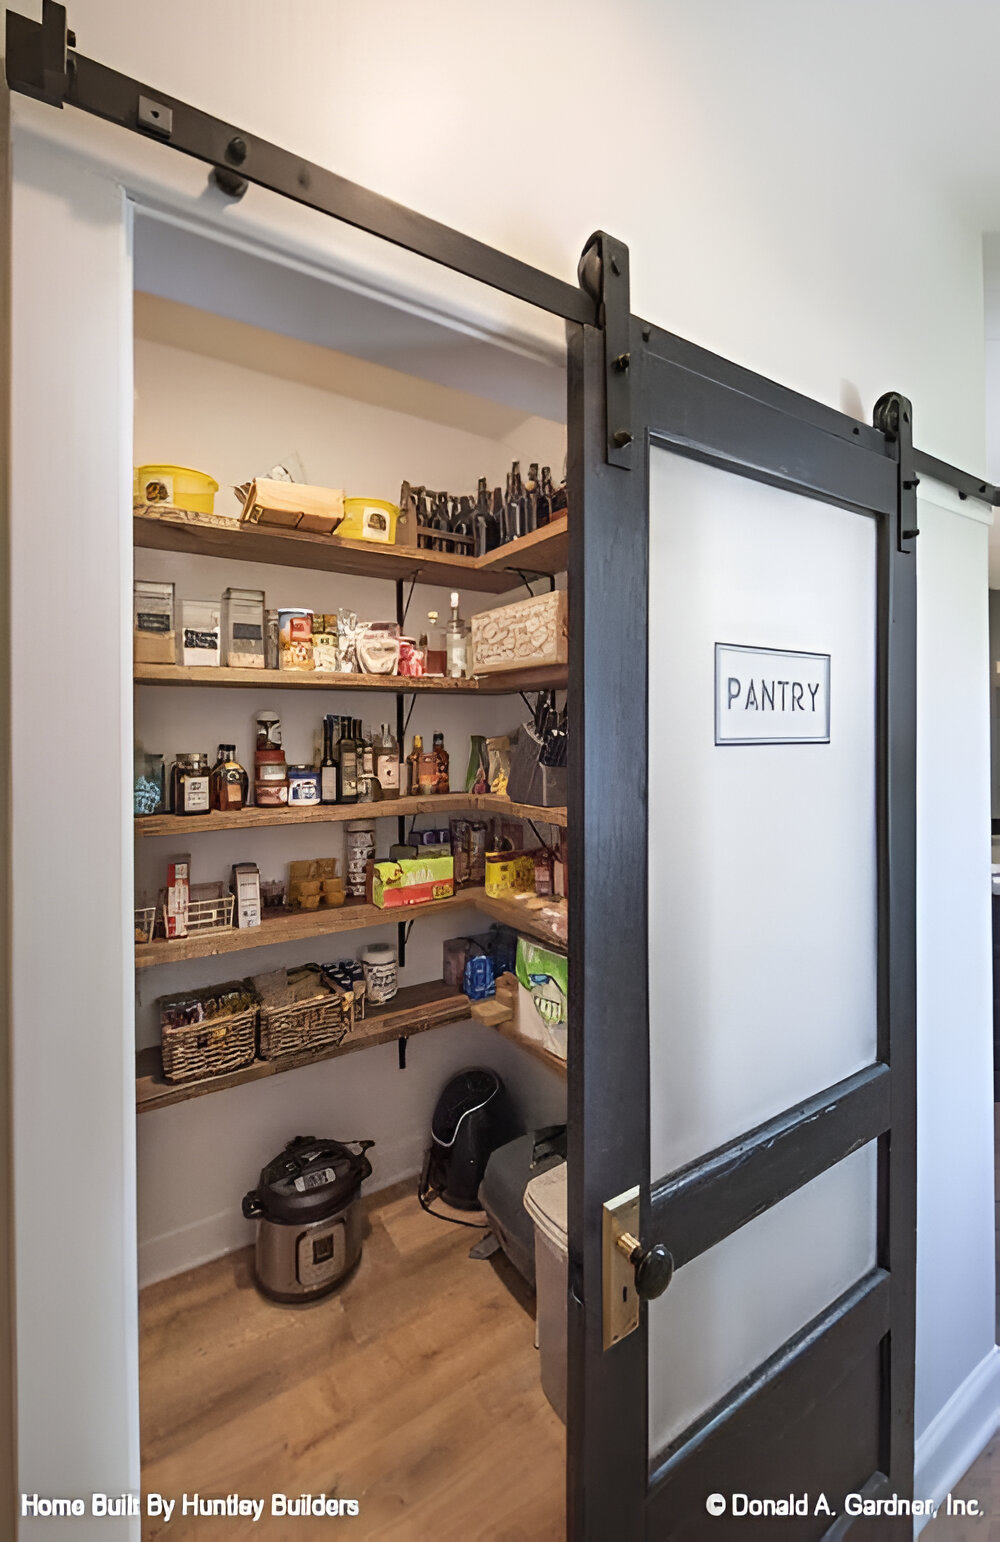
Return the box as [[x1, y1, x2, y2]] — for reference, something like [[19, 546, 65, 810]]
[[337, 715, 359, 804], [445, 591, 470, 679], [375, 722, 400, 799], [320, 715, 339, 805]]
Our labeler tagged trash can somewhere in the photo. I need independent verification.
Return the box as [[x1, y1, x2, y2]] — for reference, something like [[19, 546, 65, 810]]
[[524, 1160, 568, 1421]]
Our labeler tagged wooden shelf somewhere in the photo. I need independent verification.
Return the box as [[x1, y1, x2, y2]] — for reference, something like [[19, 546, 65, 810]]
[[134, 792, 568, 838], [136, 980, 475, 1112], [469, 987, 567, 1078], [473, 892, 568, 951], [135, 886, 567, 968], [476, 515, 568, 579], [133, 511, 567, 592], [134, 661, 568, 694], [135, 890, 483, 969]]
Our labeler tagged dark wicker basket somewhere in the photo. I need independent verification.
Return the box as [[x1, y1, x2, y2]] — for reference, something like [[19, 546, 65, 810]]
[[259, 980, 354, 1061], [159, 981, 258, 1084]]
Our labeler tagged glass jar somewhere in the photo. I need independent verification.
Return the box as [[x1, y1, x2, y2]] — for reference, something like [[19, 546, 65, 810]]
[[170, 752, 211, 816], [134, 750, 165, 817]]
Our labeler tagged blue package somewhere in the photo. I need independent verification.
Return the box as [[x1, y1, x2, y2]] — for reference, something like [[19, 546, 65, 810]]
[[463, 953, 496, 1001]]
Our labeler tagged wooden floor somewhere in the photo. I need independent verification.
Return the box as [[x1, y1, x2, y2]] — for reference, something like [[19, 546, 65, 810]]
[[140, 1181, 566, 1541]]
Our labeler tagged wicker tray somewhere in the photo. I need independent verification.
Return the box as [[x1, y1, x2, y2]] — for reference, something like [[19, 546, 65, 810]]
[[159, 980, 258, 1084], [258, 978, 354, 1061]]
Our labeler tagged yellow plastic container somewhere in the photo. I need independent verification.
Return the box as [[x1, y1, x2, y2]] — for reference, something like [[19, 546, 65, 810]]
[[134, 464, 219, 514], [337, 497, 400, 545]]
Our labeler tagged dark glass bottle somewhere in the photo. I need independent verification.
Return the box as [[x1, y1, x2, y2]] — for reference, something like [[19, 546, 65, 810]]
[[430, 491, 453, 553], [551, 462, 568, 513], [337, 715, 358, 804], [524, 463, 539, 534], [320, 715, 339, 805], [415, 489, 433, 550], [506, 461, 526, 542], [536, 466, 553, 527], [209, 744, 249, 812], [492, 486, 506, 547], [450, 494, 475, 556], [472, 477, 492, 557]]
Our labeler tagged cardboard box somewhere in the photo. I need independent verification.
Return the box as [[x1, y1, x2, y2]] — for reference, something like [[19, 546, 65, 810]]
[[231, 862, 261, 929], [165, 857, 190, 940], [367, 856, 455, 909], [471, 589, 567, 676]]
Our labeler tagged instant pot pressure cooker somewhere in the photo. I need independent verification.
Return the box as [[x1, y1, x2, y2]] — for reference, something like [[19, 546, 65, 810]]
[[242, 1135, 374, 1302]]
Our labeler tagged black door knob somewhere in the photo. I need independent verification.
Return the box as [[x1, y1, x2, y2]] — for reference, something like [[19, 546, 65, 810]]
[[634, 1243, 674, 1300], [616, 1233, 675, 1300]]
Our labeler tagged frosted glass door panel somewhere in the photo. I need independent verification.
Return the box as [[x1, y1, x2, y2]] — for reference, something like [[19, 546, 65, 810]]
[[648, 449, 878, 1179], [648, 1142, 877, 1455]]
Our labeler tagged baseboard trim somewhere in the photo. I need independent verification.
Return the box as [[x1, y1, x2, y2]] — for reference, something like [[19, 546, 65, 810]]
[[913, 1345, 1000, 1535]]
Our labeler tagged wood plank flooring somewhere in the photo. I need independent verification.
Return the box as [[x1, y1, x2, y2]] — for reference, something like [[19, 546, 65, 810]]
[[140, 1181, 566, 1541]]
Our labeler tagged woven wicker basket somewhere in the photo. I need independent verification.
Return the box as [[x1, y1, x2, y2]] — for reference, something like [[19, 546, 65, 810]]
[[159, 981, 258, 1084], [259, 980, 353, 1061]]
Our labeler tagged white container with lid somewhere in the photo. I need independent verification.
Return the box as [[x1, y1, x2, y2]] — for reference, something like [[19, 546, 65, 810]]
[[524, 1162, 568, 1422], [359, 943, 398, 1005]]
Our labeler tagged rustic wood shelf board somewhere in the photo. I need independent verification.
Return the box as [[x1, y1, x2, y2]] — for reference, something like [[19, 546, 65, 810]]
[[473, 892, 568, 951], [133, 512, 567, 592], [136, 980, 473, 1111], [134, 792, 568, 837], [134, 889, 483, 968], [134, 661, 568, 694]]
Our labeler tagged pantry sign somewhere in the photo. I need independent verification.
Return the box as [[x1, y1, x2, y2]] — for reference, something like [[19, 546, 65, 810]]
[[715, 643, 831, 746]]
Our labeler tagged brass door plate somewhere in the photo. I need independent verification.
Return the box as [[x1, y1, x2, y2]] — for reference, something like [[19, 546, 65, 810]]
[[602, 1184, 640, 1350]]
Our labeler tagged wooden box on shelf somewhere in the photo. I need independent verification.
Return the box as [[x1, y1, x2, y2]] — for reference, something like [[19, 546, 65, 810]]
[[158, 980, 258, 1085], [238, 478, 345, 535], [255, 965, 355, 1061], [471, 589, 568, 675]]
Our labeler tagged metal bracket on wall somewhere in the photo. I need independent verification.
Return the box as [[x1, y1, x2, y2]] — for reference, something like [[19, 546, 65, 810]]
[[578, 231, 633, 469], [5, 0, 72, 107], [873, 392, 919, 555]]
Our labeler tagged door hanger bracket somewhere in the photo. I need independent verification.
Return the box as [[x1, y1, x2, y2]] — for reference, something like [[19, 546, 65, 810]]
[[873, 391, 919, 554], [5, 0, 73, 107], [578, 231, 633, 470]]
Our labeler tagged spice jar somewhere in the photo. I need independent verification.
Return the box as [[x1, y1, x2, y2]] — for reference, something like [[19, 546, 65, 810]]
[[287, 766, 321, 805], [170, 752, 211, 816]]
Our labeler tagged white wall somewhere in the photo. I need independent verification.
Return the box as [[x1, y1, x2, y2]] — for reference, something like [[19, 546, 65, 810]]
[[913, 489, 998, 1511], [5, 0, 997, 1522]]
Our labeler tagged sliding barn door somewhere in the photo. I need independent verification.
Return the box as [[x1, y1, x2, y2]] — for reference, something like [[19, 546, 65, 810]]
[[567, 317, 915, 1540]]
